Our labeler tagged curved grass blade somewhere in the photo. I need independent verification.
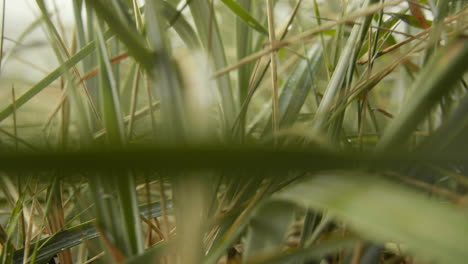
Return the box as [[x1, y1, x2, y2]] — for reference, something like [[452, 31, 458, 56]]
[[160, 1, 200, 49], [277, 172, 468, 264], [85, 0, 154, 72], [220, 0, 268, 35]]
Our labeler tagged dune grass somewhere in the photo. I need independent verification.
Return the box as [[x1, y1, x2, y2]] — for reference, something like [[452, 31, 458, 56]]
[[0, 0, 468, 263]]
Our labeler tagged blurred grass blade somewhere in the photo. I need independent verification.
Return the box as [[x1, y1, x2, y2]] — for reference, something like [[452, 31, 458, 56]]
[[386, 13, 432, 29], [220, 0, 268, 35], [407, 0, 430, 29], [245, 237, 357, 264], [146, 0, 186, 140], [243, 200, 296, 261], [0, 11, 44, 69], [125, 239, 175, 264], [419, 91, 468, 154], [376, 36, 468, 151], [359, 244, 382, 264], [160, 1, 200, 49], [189, 0, 237, 132], [277, 172, 468, 264]]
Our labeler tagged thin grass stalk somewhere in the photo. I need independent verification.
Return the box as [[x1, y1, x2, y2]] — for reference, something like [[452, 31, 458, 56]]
[[10, 86, 18, 151], [313, 0, 331, 80], [29, 178, 59, 264], [236, 0, 254, 139], [0, 0, 5, 75], [266, 0, 279, 138], [59, 78, 70, 150], [237, 0, 254, 104], [22, 197, 36, 264], [126, 65, 141, 140], [45, 177, 72, 264]]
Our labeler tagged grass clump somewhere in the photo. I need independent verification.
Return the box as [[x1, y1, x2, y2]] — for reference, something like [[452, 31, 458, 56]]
[[0, 0, 467, 263]]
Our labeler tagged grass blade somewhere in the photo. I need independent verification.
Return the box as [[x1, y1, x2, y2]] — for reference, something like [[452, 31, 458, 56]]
[[277, 172, 468, 264], [220, 0, 268, 35], [243, 200, 295, 261], [85, 0, 154, 72]]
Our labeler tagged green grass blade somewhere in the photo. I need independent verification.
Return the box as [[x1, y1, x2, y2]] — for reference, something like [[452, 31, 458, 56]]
[[243, 200, 296, 261], [245, 237, 357, 264], [95, 20, 126, 145], [263, 44, 322, 134], [85, 0, 154, 72], [220, 0, 268, 35], [160, 1, 200, 49], [420, 91, 468, 153], [125, 239, 175, 264], [236, 0, 254, 104], [277, 172, 468, 264]]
